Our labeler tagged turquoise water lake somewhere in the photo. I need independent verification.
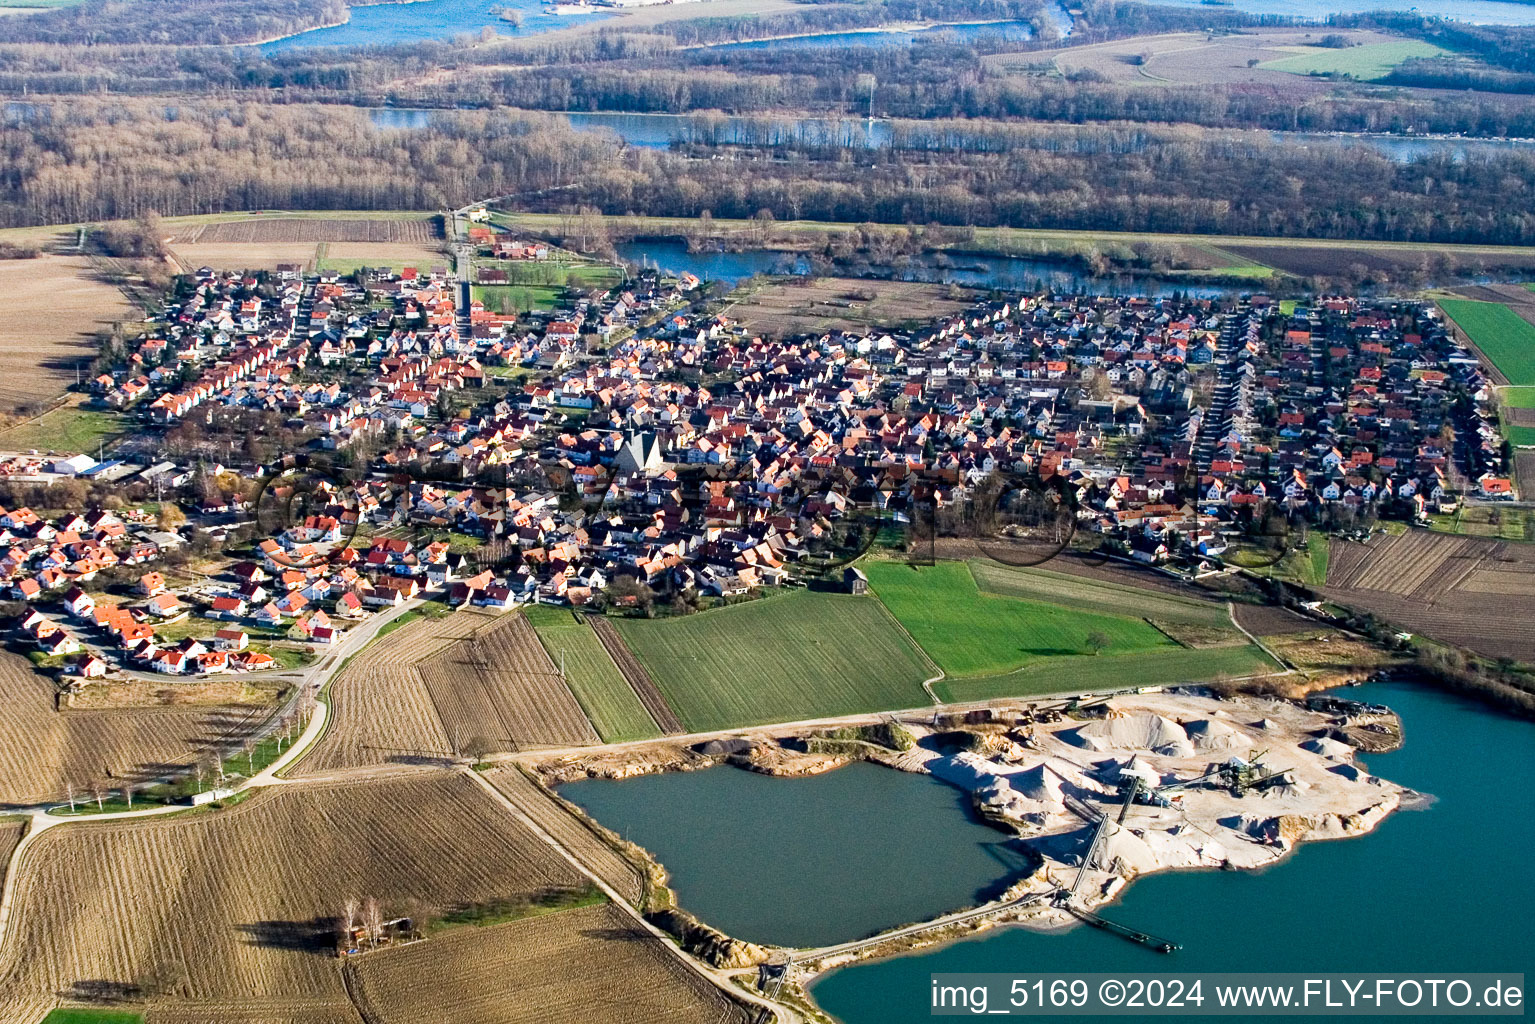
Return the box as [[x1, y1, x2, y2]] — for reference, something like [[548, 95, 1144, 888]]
[[810, 680, 1535, 1022]]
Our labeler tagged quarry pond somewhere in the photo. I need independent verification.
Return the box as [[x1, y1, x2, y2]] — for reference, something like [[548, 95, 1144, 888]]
[[560, 680, 1533, 1023], [809, 680, 1535, 1024], [560, 760, 1036, 948]]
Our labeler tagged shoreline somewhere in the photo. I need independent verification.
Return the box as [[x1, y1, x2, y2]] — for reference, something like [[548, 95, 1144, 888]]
[[536, 688, 1411, 992]]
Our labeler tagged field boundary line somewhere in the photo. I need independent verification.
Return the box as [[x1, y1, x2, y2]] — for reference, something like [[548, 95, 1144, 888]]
[[1226, 601, 1294, 674], [864, 583, 944, 704]]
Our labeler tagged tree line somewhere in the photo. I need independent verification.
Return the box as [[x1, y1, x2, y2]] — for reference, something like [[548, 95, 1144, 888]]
[[0, 0, 347, 46]]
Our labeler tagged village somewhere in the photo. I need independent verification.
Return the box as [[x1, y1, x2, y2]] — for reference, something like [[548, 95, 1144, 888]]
[[1, 228, 1518, 690]]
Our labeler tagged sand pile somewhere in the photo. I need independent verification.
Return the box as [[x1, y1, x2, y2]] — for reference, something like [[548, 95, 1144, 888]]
[[1088, 825, 1160, 875], [1300, 736, 1354, 761], [1185, 718, 1247, 753], [1063, 714, 1194, 757]]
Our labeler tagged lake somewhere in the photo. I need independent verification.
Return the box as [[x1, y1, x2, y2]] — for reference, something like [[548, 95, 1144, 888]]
[[560, 760, 1037, 948], [260, 0, 606, 53], [810, 679, 1535, 1023], [614, 238, 1246, 299]]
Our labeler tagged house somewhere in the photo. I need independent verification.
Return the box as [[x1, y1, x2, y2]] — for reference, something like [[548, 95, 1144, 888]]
[[334, 591, 366, 618], [63, 586, 95, 619], [145, 592, 184, 618], [210, 595, 248, 619], [138, 571, 166, 596], [254, 601, 285, 626], [843, 566, 869, 596], [213, 628, 249, 651], [72, 654, 108, 679]]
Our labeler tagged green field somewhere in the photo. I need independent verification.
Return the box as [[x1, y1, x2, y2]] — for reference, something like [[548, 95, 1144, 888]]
[[1251, 538, 1330, 587], [478, 261, 622, 290], [523, 606, 661, 743], [967, 560, 1230, 625], [935, 644, 1279, 704], [1508, 424, 1535, 447], [866, 561, 1177, 677], [0, 402, 128, 456], [614, 590, 934, 732], [1439, 300, 1535, 385], [1261, 40, 1449, 81], [1502, 387, 1535, 409], [42, 1010, 144, 1024], [473, 283, 567, 315]]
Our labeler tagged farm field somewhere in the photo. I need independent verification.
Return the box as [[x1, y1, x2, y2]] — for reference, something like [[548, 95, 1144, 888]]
[[867, 560, 1178, 677], [483, 766, 647, 905], [613, 589, 933, 732], [522, 606, 661, 743], [166, 216, 442, 245], [0, 397, 128, 456], [315, 241, 445, 276], [728, 277, 975, 334], [1438, 299, 1535, 385], [1325, 529, 1535, 661], [0, 651, 271, 806], [0, 254, 135, 414], [295, 612, 483, 774], [415, 614, 598, 753], [585, 615, 683, 734], [1429, 505, 1535, 541], [991, 27, 1409, 88], [966, 560, 1232, 626], [1260, 40, 1447, 80], [472, 283, 566, 315], [935, 644, 1279, 704], [347, 902, 750, 1024], [0, 773, 585, 1014], [478, 261, 622, 290]]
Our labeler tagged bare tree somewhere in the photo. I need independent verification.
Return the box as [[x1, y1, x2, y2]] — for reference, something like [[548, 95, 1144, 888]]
[[242, 736, 256, 774], [65, 780, 77, 813], [362, 896, 384, 949], [90, 781, 104, 812], [341, 896, 360, 945], [120, 784, 134, 809]]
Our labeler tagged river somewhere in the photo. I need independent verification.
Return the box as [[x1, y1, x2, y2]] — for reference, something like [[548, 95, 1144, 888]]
[[810, 680, 1535, 1023]]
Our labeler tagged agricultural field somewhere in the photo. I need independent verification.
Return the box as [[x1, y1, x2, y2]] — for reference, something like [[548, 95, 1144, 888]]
[[1260, 39, 1448, 80], [295, 612, 484, 774], [415, 614, 598, 753], [315, 241, 446, 276], [935, 644, 1279, 704], [0, 397, 128, 457], [728, 277, 975, 335], [166, 216, 442, 275], [346, 903, 750, 1024], [166, 216, 442, 245], [472, 283, 567, 316], [585, 616, 683, 735], [613, 589, 934, 732], [867, 560, 1179, 677], [1438, 299, 1535, 385], [1000, 27, 1412, 89], [868, 560, 1279, 703], [0, 651, 270, 806], [477, 261, 622, 291], [1325, 529, 1535, 661], [483, 766, 647, 905], [0, 773, 585, 1014], [1428, 504, 1535, 542], [522, 607, 662, 743], [0, 254, 135, 414]]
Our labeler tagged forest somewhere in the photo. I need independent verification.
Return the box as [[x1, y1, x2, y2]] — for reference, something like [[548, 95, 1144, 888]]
[[1, 98, 1531, 246], [0, 0, 347, 46], [0, 0, 1529, 246]]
